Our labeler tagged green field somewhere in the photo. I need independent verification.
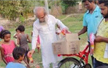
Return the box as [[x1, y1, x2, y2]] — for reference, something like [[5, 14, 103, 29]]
[[0, 14, 92, 68]]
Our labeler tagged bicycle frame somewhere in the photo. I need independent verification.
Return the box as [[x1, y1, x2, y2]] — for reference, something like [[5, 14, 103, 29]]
[[59, 44, 90, 64]]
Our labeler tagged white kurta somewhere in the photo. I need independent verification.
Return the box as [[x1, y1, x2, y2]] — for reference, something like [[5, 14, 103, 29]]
[[32, 15, 68, 66]]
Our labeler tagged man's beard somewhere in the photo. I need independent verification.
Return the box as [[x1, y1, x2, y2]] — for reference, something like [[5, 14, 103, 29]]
[[39, 15, 48, 24], [39, 19, 46, 23], [104, 10, 108, 18], [40, 21, 46, 23], [39, 19, 47, 25], [104, 13, 108, 18]]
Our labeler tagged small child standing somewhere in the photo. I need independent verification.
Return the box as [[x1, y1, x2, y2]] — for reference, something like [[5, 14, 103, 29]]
[[6, 47, 26, 68], [17, 25, 31, 67], [0, 30, 16, 64], [13, 28, 20, 45]]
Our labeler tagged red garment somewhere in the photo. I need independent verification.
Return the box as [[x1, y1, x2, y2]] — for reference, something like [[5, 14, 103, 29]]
[[37, 35, 40, 44], [1, 40, 15, 63]]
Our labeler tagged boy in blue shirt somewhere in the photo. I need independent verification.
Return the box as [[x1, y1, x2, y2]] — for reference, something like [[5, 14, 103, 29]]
[[6, 47, 26, 68]]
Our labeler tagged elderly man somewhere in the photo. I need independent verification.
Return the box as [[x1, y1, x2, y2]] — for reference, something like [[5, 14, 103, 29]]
[[28, 7, 68, 68]]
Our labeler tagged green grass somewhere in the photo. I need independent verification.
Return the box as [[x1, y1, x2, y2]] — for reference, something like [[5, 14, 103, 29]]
[[0, 14, 91, 68]]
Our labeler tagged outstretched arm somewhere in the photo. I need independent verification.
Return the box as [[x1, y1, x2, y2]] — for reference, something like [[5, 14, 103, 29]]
[[0, 46, 7, 65], [78, 26, 87, 36], [95, 36, 108, 43], [27, 23, 39, 57], [56, 19, 68, 30]]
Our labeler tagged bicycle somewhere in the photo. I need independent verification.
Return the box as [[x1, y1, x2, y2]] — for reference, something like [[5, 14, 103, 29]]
[[57, 33, 95, 68], [57, 43, 91, 68]]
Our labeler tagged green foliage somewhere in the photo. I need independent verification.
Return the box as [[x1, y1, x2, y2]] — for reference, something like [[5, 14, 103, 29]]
[[62, 0, 77, 6], [0, 1, 33, 20], [39, 1, 45, 6], [19, 15, 25, 23], [61, 0, 78, 13]]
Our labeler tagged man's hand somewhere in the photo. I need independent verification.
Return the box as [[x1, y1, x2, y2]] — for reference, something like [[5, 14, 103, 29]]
[[95, 36, 103, 42], [27, 50, 35, 57], [56, 32, 60, 35]]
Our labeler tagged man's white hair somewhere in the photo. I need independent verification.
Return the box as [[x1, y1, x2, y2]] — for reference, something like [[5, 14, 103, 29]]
[[33, 7, 47, 14]]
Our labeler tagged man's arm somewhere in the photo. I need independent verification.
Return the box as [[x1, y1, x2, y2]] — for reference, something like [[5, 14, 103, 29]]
[[78, 14, 87, 36], [32, 23, 39, 51], [56, 19, 68, 30], [95, 36, 108, 43], [78, 26, 87, 36], [28, 21, 39, 56], [49, 15, 68, 30]]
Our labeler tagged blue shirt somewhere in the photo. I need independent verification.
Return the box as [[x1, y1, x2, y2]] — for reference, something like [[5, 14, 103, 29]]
[[6, 62, 26, 68], [83, 5, 103, 37]]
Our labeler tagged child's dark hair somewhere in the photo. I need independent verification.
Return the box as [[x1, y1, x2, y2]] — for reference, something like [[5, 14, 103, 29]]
[[13, 47, 26, 60], [17, 25, 25, 32], [0, 30, 11, 39], [15, 28, 18, 31], [82, 0, 95, 2]]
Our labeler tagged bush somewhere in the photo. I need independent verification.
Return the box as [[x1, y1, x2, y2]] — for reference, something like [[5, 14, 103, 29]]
[[0, 1, 33, 20], [61, 0, 78, 14]]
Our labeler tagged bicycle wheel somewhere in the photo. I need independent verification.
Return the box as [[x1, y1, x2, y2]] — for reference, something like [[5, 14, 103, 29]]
[[58, 57, 81, 68], [80, 60, 85, 67]]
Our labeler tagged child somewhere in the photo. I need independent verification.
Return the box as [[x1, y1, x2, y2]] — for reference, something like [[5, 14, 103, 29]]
[[0, 26, 4, 62], [13, 28, 20, 44], [0, 26, 4, 44], [0, 26, 4, 32], [6, 47, 26, 68], [0, 30, 16, 64], [17, 25, 31, 67]]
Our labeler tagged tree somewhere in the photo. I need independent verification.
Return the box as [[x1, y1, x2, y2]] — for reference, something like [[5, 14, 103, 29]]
[[0, 0, 34, 20], [61, 0, 78, 13]]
